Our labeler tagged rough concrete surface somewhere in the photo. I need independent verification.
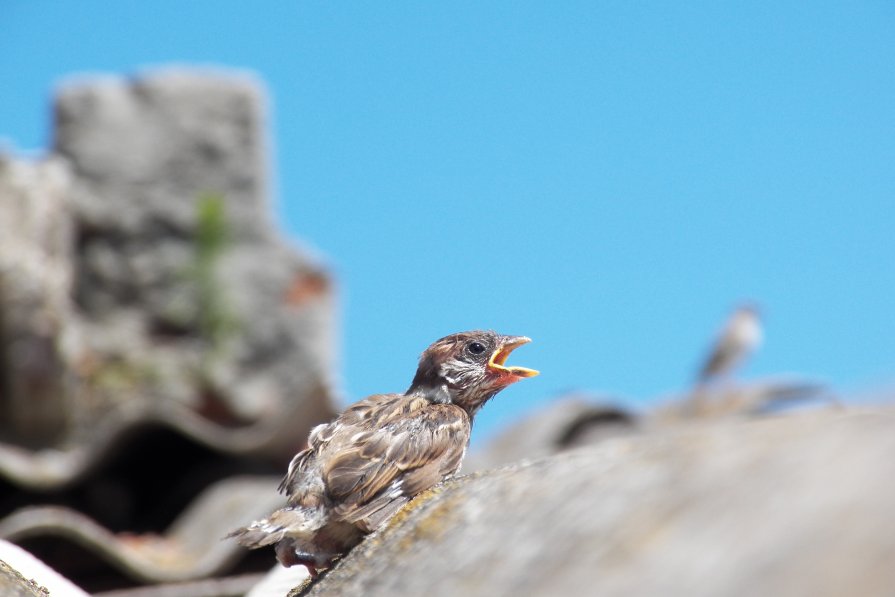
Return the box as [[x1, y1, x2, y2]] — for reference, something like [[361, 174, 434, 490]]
[[53, 68, 337, 429], [0, 156, 77, 446], [292, 408, 895, 597], [0, 539, 88, 597]]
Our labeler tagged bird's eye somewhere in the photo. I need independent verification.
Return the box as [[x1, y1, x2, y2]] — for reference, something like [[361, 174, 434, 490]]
[[467, 341, 486, 355]]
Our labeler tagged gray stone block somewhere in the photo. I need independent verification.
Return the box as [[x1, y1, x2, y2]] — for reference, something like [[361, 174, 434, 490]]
[[0, 156, 77, 445], [0, 69, 338, 458]]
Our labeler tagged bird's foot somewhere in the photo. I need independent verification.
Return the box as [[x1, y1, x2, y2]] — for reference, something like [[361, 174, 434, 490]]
[[302, 560, 319, 579], [276, 544, 333, 579]]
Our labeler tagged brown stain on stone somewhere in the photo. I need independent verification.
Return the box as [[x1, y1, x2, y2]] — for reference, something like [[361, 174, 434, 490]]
[[284, 271, 330, 308]]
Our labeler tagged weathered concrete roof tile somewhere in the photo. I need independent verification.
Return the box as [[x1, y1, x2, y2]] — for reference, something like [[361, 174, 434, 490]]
[[292, 407, 895, 597], [0, 476, 282, 584]]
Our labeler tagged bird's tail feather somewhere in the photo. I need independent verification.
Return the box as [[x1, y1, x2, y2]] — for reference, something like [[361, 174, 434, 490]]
[[226, 507, 313, 548]]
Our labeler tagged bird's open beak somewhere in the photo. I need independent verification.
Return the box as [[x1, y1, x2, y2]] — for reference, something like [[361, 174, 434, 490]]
[[488, 336, 539, 379]]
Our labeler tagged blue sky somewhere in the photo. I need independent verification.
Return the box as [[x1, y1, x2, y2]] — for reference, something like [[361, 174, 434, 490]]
[[2, 2, 893, 441]]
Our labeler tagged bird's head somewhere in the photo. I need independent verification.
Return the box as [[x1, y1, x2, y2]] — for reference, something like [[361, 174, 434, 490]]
[[407, 330, 538, 415]]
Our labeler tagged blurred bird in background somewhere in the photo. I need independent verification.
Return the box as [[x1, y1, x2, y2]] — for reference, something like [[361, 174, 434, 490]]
[[696, 303, 763, 385], [685, 303, 764, 415]]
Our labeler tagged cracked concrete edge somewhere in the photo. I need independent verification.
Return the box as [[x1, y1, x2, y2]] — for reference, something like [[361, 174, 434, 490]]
[[0, 540, 88, 597]]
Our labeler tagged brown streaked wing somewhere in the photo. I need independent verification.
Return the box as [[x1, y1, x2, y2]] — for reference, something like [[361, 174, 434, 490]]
[[278, 448, 312, 494], [335, 392, 400, 426], [278, 393, 403, 497], [322, 401, 470, 525]]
